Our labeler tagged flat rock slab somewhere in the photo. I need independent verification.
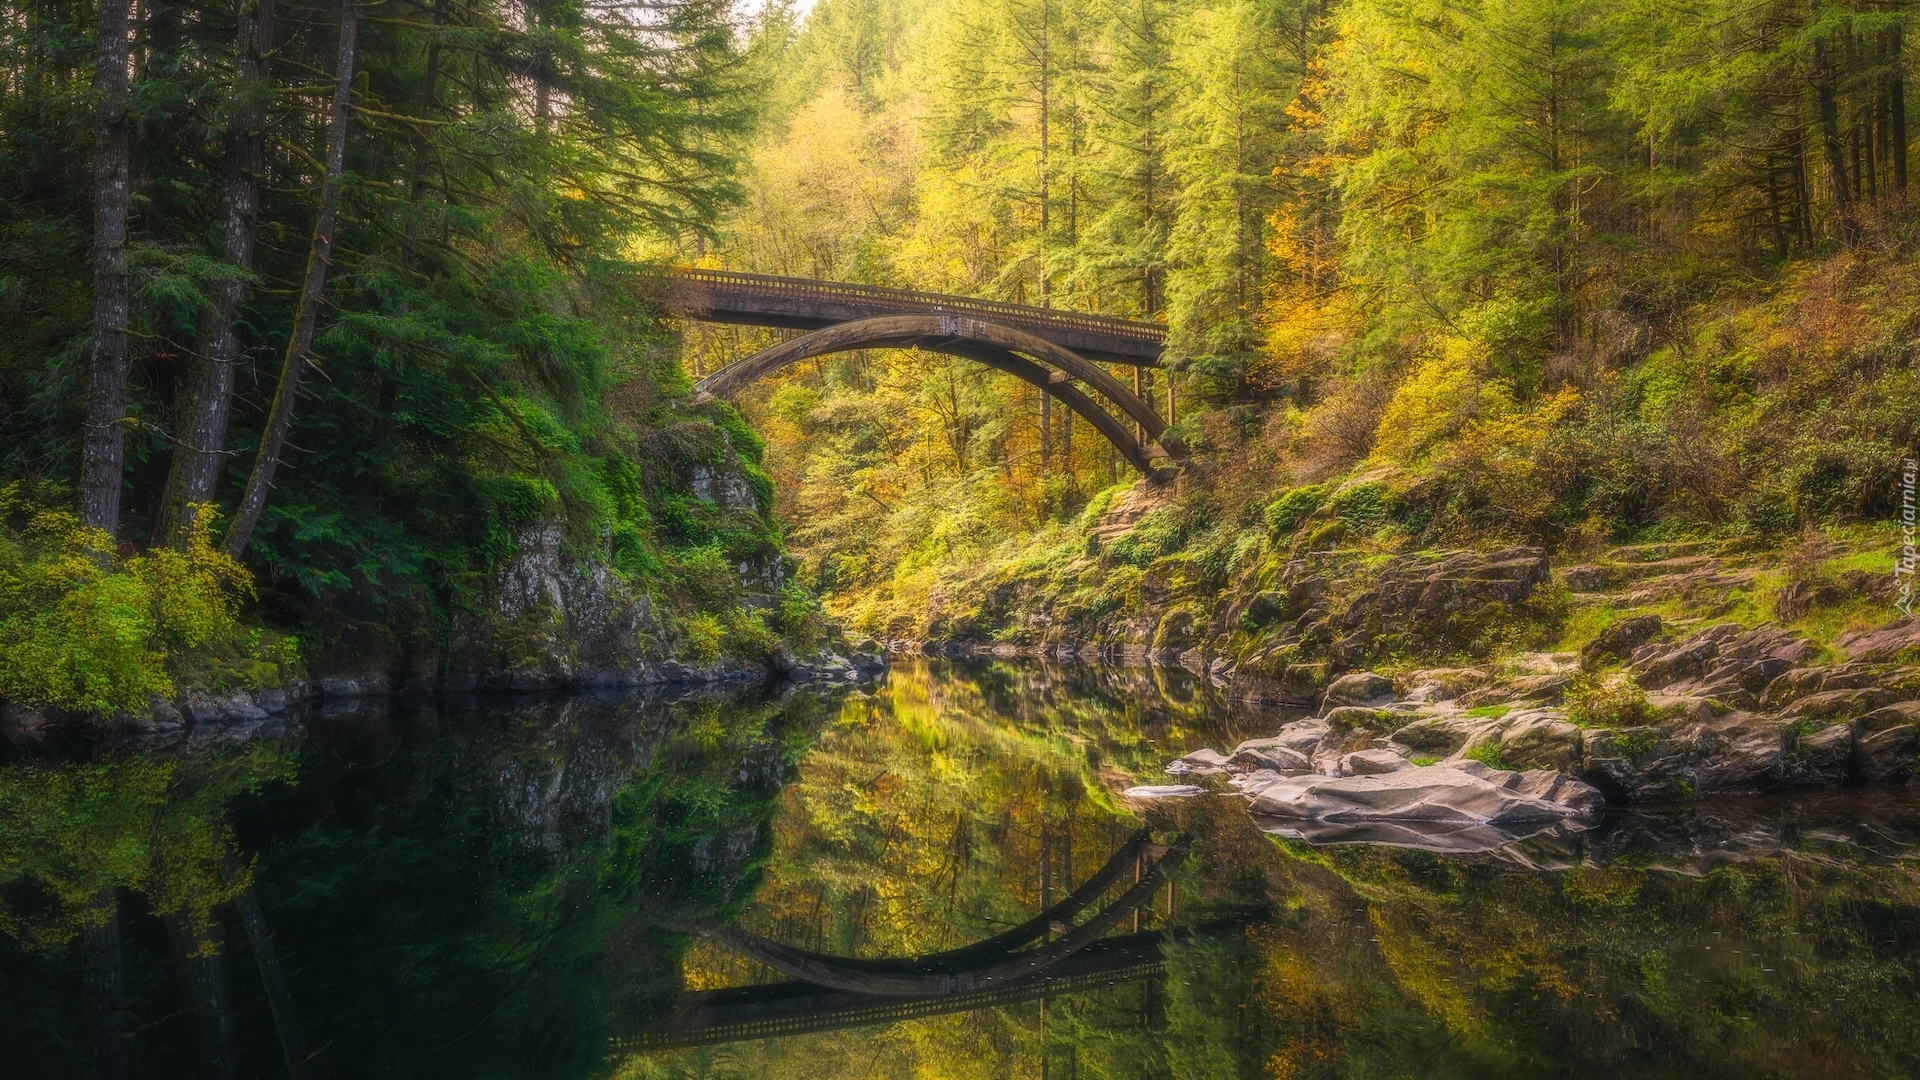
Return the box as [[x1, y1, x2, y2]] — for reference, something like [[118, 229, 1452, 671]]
[[1247, 765, 1601, 829], [1840, 617, 1920, 663]]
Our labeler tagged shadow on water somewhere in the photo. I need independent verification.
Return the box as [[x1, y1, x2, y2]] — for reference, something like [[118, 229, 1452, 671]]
[[7, 659, 1920, 1078]]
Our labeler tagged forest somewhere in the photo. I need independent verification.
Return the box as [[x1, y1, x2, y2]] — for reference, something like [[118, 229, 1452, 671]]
[[1, 0, 804, 713], [1, 0, 1917, 697], [700, 0, 1917, 637]]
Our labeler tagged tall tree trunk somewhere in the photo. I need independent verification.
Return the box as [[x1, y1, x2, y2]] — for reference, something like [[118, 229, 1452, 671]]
[[1893, 26, 1909, 194], [408, 0, 447, 202], [81, 889, 127, 1080], [1792, 129, 1817, 245], [1767, 157, 1789, 257], [223, 0, 358, 558], [236, 889, 311, 1080], [165, 913, 237, 1080], [80, 0, 135, 537], [154, 0, 276, 546], [1811, 12, 1859, 246]]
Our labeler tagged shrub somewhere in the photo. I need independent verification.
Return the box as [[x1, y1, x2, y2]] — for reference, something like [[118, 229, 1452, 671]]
[[682, 612, 723, 665], [1328, 482, 1399, 532], [0, 490, 267, 716], [775, 582, 827, 653], [1106, 509, 1187, 567]]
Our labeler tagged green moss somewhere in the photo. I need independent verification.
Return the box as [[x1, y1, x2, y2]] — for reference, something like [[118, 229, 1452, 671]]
[[1264, 484, 1330, 538], [1464, 704, 1511, 719], [1325, 706, 1409, 734]]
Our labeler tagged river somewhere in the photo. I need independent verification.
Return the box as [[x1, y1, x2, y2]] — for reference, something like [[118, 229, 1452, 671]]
[[5, 658, 1920, 1077]]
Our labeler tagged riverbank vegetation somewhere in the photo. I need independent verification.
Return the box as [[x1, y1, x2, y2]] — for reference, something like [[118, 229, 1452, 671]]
[[0, 0, 819, 713], [696, 0, 1918, 642]]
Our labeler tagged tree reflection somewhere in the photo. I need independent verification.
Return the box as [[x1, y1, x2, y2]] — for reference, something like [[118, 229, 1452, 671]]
[[2, 685, 837, 1079]]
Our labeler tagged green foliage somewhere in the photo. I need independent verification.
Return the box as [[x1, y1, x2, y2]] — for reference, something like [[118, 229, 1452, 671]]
[[0, 490, 292, 715], [1328, 482, 1401, 534], [683, 612, 725, 665], [1264, 484, 1329, 538], [1107, 509, 1191, 568], [775, 582, 829, 654], [1462, 741, 1514, 771], [1565, 673, 1657, 729], [0, 0, 775, 664]]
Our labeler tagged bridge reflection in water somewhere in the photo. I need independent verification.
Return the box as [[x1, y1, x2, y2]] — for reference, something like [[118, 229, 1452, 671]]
[[616, 933, 1166, 1052], [625, 829, 1187, 1052]]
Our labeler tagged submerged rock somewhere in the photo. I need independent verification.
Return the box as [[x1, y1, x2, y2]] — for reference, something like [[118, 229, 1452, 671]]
[[1165, 748, 1232, 776]]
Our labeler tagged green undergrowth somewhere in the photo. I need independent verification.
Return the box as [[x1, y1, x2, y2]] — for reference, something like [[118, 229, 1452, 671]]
[[0, 489, 301, 716]]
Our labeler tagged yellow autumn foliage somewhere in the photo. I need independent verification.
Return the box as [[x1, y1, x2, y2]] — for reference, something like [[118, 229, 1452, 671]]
[[0, 487, 283, 717]]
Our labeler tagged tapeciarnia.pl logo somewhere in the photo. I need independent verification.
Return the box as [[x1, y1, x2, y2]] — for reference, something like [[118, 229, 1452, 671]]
[[1898, 457, 1916, 616]]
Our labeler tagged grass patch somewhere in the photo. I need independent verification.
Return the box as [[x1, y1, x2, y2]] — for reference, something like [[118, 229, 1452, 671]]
[[1464, 704, 1512, 719], [1463, 741, 1513, 771], [1549, 600, 1623, 653]]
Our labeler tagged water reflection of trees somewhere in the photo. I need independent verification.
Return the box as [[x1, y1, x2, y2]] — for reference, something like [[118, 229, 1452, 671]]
[[1, 685, 838, 1079], [643, 662, 1920, 1079]]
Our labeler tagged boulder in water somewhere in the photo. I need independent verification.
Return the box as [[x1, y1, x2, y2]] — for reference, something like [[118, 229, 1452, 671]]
[[1165, 748, 1231, 775]]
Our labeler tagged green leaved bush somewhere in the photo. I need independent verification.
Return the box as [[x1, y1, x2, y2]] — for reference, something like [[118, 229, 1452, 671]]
[[0, 487, 299, 718]]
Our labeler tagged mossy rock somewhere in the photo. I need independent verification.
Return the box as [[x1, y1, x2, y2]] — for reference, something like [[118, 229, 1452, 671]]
[[1302, 520, 1350, 551], [1324, 706, 1409, 734], [1152, 603, 1209, 652]]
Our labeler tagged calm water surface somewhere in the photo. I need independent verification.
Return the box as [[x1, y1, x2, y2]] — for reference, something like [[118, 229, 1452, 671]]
[[5, 659, 1920, 1078]]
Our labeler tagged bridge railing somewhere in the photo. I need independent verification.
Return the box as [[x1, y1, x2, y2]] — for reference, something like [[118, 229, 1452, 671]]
[[671, 267, 1167, 348]]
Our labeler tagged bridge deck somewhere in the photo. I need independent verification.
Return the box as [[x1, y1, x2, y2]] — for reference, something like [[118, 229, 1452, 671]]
[[670, 267, 1165, 366]]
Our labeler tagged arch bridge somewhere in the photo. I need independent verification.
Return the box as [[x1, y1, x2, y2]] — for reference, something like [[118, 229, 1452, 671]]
[[670, 268, 1186, 475], [619, 830, 1189, 1051]]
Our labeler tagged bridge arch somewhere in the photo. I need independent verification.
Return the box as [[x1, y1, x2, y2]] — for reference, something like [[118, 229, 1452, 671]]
[[691, 314, 1187, 474]]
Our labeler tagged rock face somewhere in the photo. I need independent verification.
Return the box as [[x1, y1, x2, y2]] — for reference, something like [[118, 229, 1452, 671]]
[[444, 520, 718, 691], [1232, 547, 1551, 701], [1581, 614, 1663, 670]]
